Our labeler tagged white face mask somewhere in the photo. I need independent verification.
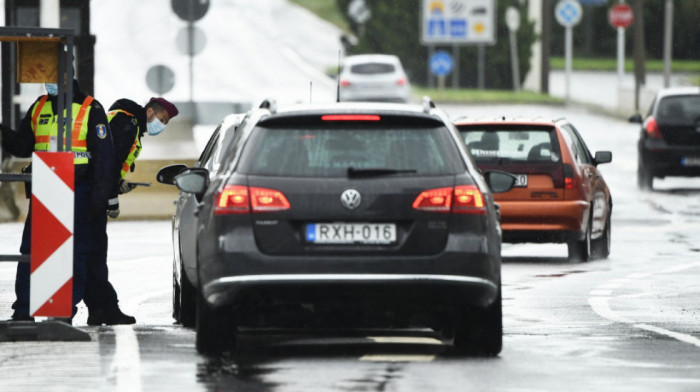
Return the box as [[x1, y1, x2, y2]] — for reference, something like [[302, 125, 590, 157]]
[[147, 116, 166, 136]]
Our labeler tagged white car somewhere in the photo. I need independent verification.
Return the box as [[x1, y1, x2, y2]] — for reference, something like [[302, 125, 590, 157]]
[[338, 54, 412, 103]]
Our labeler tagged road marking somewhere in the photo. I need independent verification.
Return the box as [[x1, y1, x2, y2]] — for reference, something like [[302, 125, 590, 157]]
[[111, 326, 142, 392], [109, 288, 169, 392], [360, 354, 436, 362], [588, 261, 700, 348]]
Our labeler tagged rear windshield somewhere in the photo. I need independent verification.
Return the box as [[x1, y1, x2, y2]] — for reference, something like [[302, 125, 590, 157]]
[[657, 95, 700, 123], [350, 63, 396, 75], [460, 126, 561, 164], [238, 123, 463, 177]]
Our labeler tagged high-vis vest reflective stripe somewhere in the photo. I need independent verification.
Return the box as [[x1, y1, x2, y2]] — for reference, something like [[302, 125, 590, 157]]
[[31, 95, 93, 165], [107, 109, 142, 179]]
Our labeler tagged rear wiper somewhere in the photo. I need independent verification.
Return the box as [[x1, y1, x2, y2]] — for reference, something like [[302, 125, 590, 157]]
[[347, 167, 417, 177]]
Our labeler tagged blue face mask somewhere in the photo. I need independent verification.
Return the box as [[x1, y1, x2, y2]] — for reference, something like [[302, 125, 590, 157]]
[[147, 117, 166, 136], [45, 83, 59, 96]]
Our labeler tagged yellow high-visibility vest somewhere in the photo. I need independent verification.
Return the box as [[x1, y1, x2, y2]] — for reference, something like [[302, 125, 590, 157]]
[[107, 109, 141, 178], [31, 95, 93, 165]]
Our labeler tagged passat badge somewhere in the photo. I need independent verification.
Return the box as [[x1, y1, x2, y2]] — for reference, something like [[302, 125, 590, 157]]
[[96, 124, 107, 139], [340, 189, 361, 210]]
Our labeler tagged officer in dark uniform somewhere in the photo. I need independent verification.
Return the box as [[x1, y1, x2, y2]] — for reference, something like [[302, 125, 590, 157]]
[[83, 97, 178, 325], [1, 78, 114, 321]]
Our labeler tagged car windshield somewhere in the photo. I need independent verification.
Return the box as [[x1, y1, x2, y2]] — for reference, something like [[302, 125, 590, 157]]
[[349, 63, 396, 75], [657, 95, 700, 123], [460, 126, 561, 164], [238, 123, 463, 177]]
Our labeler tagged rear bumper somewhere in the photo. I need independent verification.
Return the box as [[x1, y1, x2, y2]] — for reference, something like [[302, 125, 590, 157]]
[[196, 230, 500, 311], [202, 273, 497, 310], [499, 200, 589, 243], [639, 139, 700, 177], [641, 140, 700, 177]]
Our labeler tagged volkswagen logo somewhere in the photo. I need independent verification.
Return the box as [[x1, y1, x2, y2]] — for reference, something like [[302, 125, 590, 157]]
[[340, 189, 361, 210]]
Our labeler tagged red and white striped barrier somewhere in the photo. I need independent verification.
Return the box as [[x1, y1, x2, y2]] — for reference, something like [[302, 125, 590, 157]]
[[30, 152, 74, 317]]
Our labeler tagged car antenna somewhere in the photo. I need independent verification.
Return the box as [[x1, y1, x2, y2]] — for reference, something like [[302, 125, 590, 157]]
[[336, 50, 341, 102], [310, 81, 313, 103]]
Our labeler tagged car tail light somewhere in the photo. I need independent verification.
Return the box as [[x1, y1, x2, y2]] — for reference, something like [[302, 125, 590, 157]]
[[215, 185, 290, 215], [215, 185, 249, 214], [644, 116, 663, 139], [563, 164, 575, 190], [452, 185, 485, 214], [412, 187, 452, 212], [412, 185, 486, 214], [321, 114, 381, 121], [249, 187, 290, 212], [396, 77, 407, 86], [340, 79, 350, 87]]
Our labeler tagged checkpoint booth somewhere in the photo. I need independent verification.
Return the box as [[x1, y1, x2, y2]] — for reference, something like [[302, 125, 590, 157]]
[[0, 26, 90, 342]]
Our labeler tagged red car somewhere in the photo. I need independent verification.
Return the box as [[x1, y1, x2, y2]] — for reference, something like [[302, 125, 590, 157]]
[[455, 117, 613, 262]]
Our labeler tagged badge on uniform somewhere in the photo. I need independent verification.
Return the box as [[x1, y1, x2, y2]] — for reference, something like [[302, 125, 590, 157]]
[[96, 124, 107, 139]]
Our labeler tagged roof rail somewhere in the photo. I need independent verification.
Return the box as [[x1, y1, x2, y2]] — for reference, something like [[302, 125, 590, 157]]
[[259, 98, 277, 113], [422, 96, 436, 113]]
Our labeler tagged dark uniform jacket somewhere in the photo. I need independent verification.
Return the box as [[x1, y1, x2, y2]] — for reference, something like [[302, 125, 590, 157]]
[[1, 80, 114, 215], [107, 98, 147, 203]]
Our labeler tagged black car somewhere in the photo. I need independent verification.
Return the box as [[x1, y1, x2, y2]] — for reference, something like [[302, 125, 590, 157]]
[[161, 113, 246, 328], [630, 87, 700, 190], [158, 99, 515, 356]]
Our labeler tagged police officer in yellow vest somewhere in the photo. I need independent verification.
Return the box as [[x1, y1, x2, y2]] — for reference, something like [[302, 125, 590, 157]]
[[1, 78, 114, 322], [82, 97, 178, 325]]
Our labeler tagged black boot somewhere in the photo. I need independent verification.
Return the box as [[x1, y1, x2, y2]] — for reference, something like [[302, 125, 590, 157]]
[[87, 308, 136, 326]]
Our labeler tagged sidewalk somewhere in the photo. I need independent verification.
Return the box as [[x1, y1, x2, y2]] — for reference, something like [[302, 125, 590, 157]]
[[548, 70, 694, 115]]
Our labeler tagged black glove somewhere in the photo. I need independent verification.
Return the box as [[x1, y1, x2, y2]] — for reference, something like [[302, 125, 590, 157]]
[[119, 179, 137, 194], [1, 123, 16, 150]]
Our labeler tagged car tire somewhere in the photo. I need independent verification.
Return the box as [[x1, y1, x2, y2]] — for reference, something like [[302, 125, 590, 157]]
[[592, 212, 611, 260], [451, 288, 502, 357], [195, 288, 234, 356], [172, 267, 181, 322], [179, 265, 197, 328], [568, 216, 591, 262], [637, 162, 653, 190]]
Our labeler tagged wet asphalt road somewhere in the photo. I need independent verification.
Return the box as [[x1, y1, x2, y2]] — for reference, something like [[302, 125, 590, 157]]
[[1, 104, 700, 391]]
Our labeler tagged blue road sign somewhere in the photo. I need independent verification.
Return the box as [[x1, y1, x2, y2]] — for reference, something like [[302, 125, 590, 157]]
[[430, 51, 453, 77]]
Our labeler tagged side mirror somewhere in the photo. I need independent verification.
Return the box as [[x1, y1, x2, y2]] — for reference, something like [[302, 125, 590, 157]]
[[174, 168, 210, 195], [594, 151, 613, 165], [484, 171, 516, 194], [628, 113, 643, 123], [157, 164, 188, 185]]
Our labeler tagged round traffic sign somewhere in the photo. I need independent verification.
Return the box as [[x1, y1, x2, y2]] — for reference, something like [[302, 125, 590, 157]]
[[430, 51, 453, 77], [555, 0, 583, 28], [608, 3, 634, 29], [171, 0, 210, 23], [505, 6, 521, 32]]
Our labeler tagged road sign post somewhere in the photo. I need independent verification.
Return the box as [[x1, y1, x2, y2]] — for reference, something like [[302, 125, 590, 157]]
[[430, 51, 454, 91], [506, 6, 521, 92], [555, 0, 583, 102], [609, 2, 634, 83], [421, 0, 496, 89]]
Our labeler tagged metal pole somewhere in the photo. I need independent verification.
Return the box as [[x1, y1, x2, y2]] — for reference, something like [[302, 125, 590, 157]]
[[509, 31, 520, 92], [65, 36, 74, 151], [565, 26, 572, 102], [477, 44, 485, 90], [452, 44, 459, 89], [427, 45, 434, 89], [617, 26, 625, 82], [662, 0, 673, 88]]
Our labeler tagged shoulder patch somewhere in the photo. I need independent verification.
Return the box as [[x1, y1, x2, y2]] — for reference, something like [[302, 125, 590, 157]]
[[96, 124, 107, 139]]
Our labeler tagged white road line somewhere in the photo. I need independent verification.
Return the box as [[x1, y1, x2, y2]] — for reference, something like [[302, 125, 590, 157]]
[[111, 326, 142, 392], [109, 288, 170, 392], [588, 262, 700, 348]]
